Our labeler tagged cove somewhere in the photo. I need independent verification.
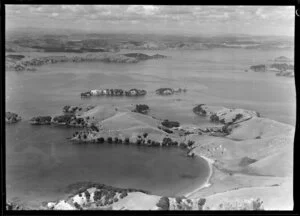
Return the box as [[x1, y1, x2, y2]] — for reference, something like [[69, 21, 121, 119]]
[[6, 121, 210, 208]]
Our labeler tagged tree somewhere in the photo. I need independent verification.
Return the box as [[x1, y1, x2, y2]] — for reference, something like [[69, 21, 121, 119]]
[[161, 119, 180, 128], [252, 198, 264, 210], [98, 137, 104, 143], [120, 191, 128, 199], [210, 114, 220, 122], [74, 202, 81, 210], [133, 104, 149, 114], [63, 105, 70, 113], [156, 197, 170, 210], [232, 113, 243, 122], [162, 137, 172, 146], [175, 196, 186, 204], [94, 191, 102, 201], [91, 124, 99, 132], [85, 190, 90, 202], [187, 140, 195, 147], [179, 142, 186, 148], [192, 104, 207, 116], [198, 198, 206, 210]]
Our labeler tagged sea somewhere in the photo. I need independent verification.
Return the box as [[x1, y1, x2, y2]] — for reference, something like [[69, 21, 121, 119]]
[[5, 48, 295, 208]]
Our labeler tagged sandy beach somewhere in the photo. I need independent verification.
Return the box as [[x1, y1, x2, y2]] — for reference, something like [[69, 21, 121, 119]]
[[184, 155, 214, 197]]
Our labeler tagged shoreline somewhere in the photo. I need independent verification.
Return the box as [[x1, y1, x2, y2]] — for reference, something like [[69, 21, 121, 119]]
[[184, 155, 214, 198]]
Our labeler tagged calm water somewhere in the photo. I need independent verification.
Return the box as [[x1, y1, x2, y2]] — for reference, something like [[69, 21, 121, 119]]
[[5, 48, 295, 208], [6, 121, 208, 208]]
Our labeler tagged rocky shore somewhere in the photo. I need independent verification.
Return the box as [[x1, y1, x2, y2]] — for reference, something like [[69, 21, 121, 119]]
[[6, 52, 167, 72]]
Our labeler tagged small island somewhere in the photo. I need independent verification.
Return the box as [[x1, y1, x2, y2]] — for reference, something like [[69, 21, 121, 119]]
[[155, 88, 187, 96], [5, 112, 21, 124], [248, 56, 294, 78], [81, 88, 147, 97]]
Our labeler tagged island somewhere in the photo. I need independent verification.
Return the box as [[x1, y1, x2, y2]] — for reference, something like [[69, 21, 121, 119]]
[[274, 56, 293, 62], [155, 88, 187, 96], [248, 56, 294, 78], [249, 64, 266, 72], [5, 112, 21, 124], [81, 88, 147, 97]]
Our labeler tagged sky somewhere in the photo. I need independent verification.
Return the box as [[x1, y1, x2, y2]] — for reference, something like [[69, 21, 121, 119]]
[[5, 5, 295, 36]]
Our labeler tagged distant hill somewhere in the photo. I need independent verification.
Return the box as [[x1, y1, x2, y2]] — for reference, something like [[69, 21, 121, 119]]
[[5, 29, 294, 52]]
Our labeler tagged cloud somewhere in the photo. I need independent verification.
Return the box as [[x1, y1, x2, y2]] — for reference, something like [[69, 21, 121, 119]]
[[6, 5, 294, 23], [142, 5, 159, 15], [5, 5, 295, 36], [126, 5, 159, 16], [51, 12, 59, 17], [61, 5, 82, 12]]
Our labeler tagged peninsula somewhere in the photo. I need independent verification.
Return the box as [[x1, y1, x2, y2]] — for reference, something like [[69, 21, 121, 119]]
[[14, 102, 293, 210]]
